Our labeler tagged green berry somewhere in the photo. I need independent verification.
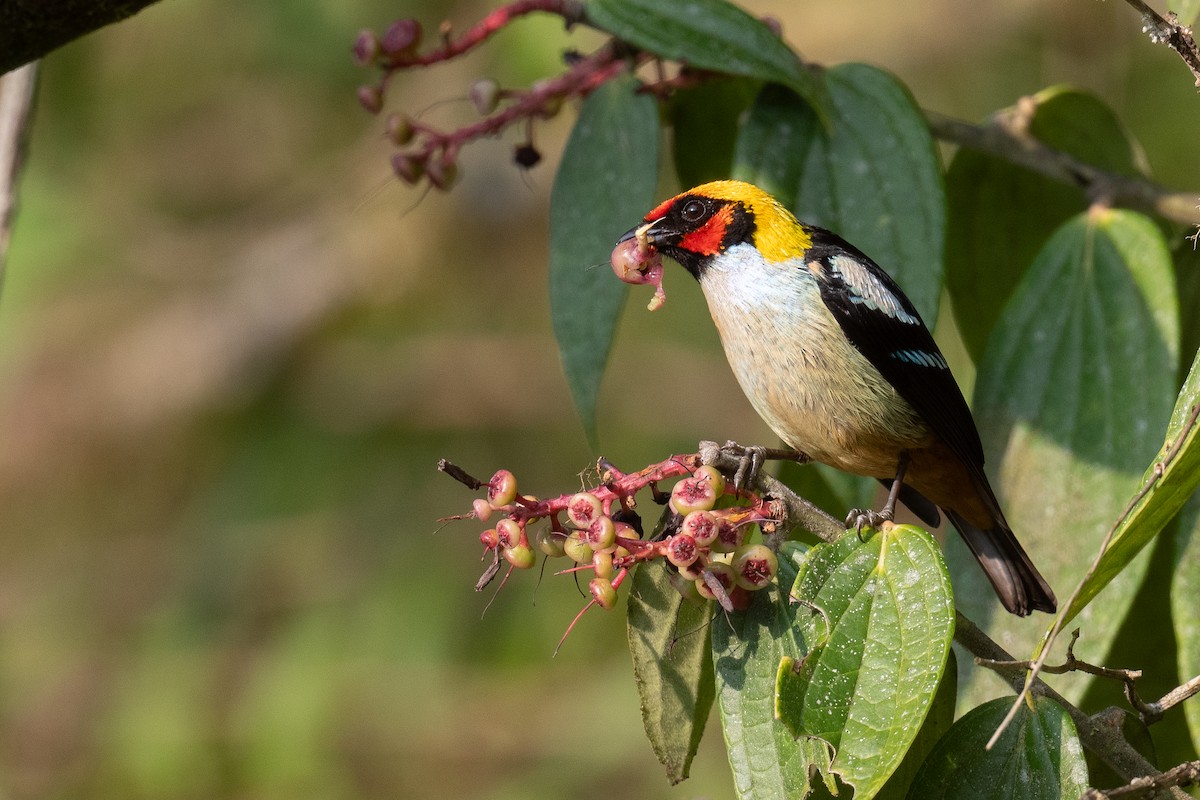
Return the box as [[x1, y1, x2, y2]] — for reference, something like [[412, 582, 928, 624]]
[[391, 153, 425, 184], [488, 469, 518, 508], [535, 527, 566, 558], [612, 521, 641, 559], [385, 113, 415, 146], [503, 544, 536, 570], [470, 78, 501, 115], [592, 551, 614, 580], [563, 532, 593, 565], [668, 570, 704, 604], [590, 577, 618, 610]]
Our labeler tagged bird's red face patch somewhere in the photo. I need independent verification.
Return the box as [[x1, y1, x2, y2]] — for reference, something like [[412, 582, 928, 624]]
[[644, 196, 675, 224], [678, 203, 733, 256]]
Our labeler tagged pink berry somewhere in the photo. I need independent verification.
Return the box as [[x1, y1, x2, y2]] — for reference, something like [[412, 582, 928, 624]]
[[380, 18, 422, 56], [610, 237, 666, 311], [732, 544, 778, 590], [695, 562, 736, 601], [666, 533, 699, 568], [711, 513, 747, 553], [670, 476, 717, 515], [495, 518, 522, 549], [566, 492, 604, 528], [583, 516, 617, 553], [681, 510, 719, 546], [472, 498, 493, 522], [692, 465, 727, 499]]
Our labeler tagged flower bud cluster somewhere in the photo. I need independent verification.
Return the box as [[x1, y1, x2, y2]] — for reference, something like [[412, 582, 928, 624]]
[[453, 456, 783, 632]]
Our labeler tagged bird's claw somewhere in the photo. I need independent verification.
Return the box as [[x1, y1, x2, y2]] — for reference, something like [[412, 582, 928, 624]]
[[722, 441, 766, 493], [846, 507, 893, 536]]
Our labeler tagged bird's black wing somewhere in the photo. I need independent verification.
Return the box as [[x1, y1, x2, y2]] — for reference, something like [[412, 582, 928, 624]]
[[804, 227, 986, 475]]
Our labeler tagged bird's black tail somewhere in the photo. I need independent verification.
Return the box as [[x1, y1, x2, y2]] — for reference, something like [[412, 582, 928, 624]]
[[944, 509, 1057, 617]]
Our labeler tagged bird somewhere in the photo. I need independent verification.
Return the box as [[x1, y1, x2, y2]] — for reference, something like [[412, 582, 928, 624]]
[[614, 179, 1056, 616]]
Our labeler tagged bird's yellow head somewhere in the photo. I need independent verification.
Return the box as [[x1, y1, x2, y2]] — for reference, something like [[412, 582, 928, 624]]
[[627, 180, 812, 276]]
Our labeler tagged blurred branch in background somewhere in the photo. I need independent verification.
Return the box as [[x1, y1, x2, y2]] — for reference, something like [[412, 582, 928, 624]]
[[1121, 0, 1200, 89], [0, 1, 163, 74], [0, 62, 37, 281]]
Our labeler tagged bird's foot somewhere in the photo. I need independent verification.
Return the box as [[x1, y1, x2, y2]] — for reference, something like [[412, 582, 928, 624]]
[[723, 441, 766, 493], [845, 507, 893, 536], [698, 441, 811, 493]]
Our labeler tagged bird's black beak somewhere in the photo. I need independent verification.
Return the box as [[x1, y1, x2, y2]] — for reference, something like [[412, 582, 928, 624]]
[[616, 219, 667, 249]]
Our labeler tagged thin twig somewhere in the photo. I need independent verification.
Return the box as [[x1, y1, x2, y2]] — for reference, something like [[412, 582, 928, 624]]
[[926, 109, 1200, 227], [0, 62, 37, 285], [1082, 759, 1200, 799], [1143, 673, 1200, 722], [437, 458, 485, 490], [975, 629, 1170, 724], [953, 613, 1189, 798], [1121, 0, 1200, 89]]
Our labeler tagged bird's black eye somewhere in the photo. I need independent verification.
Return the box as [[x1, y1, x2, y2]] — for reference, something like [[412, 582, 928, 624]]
[[680, 199, 707, 223]]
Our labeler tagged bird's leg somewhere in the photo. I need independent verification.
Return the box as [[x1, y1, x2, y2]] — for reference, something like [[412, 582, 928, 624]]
[[718, 441, 811, 492], [846, 451, 911, 533]]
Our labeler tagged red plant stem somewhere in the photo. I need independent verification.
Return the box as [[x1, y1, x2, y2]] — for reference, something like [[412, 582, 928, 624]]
[[416, 42, 631, 160], [384, 0, 580, 69]]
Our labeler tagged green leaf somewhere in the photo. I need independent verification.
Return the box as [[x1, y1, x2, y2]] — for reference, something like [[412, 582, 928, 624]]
[[1174, 239, 1200, 372], [776, 525, 955, 799], [1172, 494, 1200, 751], [670, 76, 759, 189], [952, 209, 1178, 701], [583, 0, 825, 115], [873, 650, 956, 800], [626, 558, 716, 783], [549, 73, 659, 441], [945, 87, 1143, 361], [713, 542, 828, 800], [905, 696, 1089, 799], [734, 63, 945, 324], [1057, 345, 1200, 626]]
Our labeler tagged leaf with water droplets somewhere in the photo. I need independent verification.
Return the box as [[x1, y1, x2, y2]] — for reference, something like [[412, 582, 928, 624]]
[[777, 525, 954, 799]]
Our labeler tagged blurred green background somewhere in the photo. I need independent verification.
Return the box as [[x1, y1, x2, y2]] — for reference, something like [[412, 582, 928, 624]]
[[3, 1, 1197, 798]]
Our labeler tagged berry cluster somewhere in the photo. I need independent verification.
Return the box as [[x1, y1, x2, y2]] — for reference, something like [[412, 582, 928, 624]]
[[441, 454, 783, 638], [353, 2, 632, 191]]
